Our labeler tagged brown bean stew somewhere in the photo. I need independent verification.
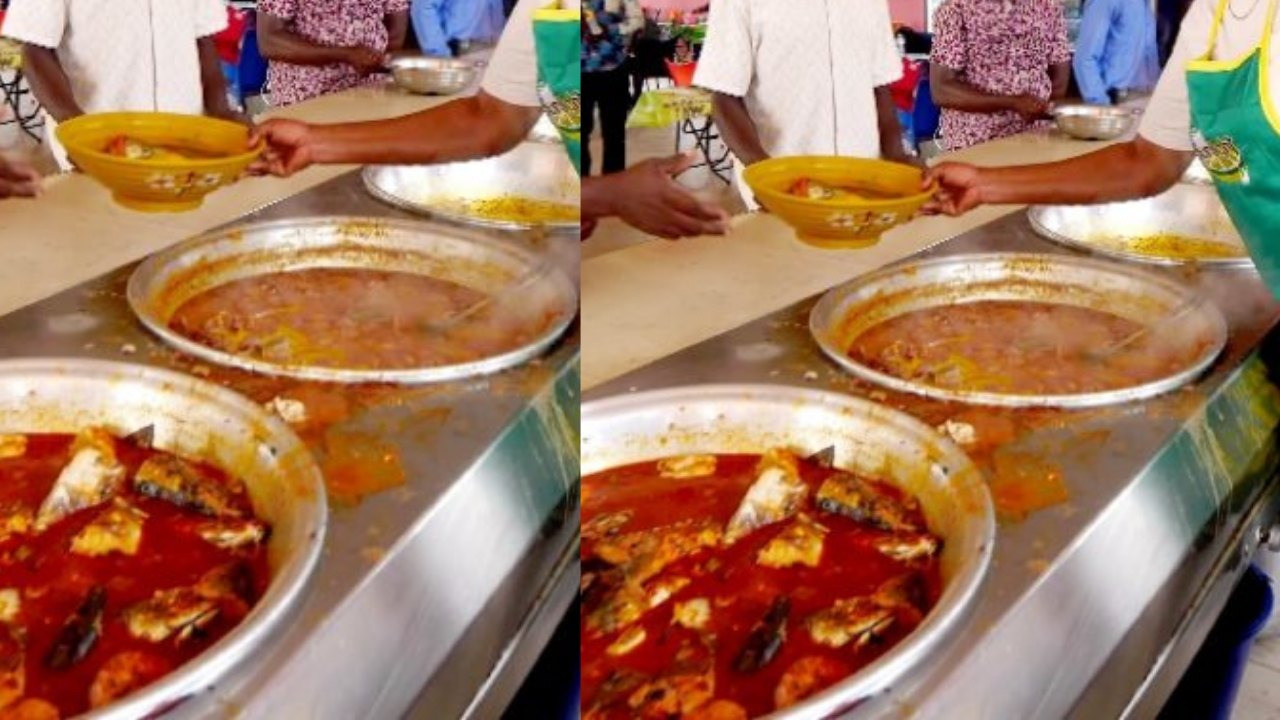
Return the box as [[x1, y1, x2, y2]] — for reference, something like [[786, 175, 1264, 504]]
[[0, 430, 269, 719], [582, 450, 942, 719], [169, 267, 561, 371]]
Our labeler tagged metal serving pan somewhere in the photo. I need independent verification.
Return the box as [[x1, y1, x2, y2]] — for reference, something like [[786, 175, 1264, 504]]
[[1029, 183, 1250, 267], [388, 56, 482, 96], [581, 384, 994, 719], [0, 359, 325, 720], [1052, 104, 1138, 141], [363, 141, 580, 233], [127, 216, 579, 384], [810, 253, 1229, 408]]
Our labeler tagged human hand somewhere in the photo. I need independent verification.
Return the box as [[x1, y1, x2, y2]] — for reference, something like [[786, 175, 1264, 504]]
[[1010, 95, 1052, 121], [607, 153, 731, 239], [248, 118, 316, 177], [346, 47, 388, 75], [0, 157, 41, 199], [920, 162, 985, 216]]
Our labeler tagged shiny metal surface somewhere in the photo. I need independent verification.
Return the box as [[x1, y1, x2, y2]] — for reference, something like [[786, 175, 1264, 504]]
[[1053, 104, 1138, 140], [582, 384, 994, 719], [0, 169, 580, 719], [809, 252, 1229, 408], [127, 216, 578, 384], [388, 56, 481, 95], [1029, 182, 1250, 267], [363, 141, 580, 233], [587, 209, 1280, 719], [0, 359, 326, 720]]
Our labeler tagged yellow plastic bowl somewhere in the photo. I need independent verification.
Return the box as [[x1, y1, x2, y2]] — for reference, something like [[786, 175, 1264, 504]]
[[743, 156, 934, 249], [57, 112, 262, 213]]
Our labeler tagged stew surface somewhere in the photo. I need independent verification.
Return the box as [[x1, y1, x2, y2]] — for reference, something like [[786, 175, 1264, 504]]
[[582, 450, 942, 718], [0, 431, 269, 718], [170, 268, 557, 371], [848, 300, 1205, 395]]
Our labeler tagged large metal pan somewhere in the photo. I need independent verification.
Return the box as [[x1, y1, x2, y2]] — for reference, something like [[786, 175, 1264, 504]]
[[127, 216, 579, 384], [811, 253, 1229, 408], [0, 359, 325, 720], [581, 384, 995, 719], [1029, 183, 1250, 267], [363, 141, 580, 233]]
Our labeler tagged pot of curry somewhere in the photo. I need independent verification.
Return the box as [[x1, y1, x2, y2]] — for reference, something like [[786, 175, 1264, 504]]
[[811, 253, 1228, 408], [0, 359, 325, 719], [581, 385, 994, 719], [127, 216, 578, 384]]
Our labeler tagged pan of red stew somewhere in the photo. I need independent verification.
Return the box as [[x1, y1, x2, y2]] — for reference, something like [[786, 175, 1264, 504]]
[[580, 385, 994, 719], [0, 360, 325, 719]]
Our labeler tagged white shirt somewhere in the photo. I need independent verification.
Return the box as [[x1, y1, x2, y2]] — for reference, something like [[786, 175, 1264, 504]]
[[694, 0, 901, 205], [1141, 0, 1279, 151], [2, 0, 227, 168], [481, 0, 541, 108]]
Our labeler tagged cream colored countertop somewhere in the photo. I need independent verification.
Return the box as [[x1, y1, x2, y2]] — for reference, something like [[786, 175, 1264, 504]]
[[582, 132, 1115, 391], [0, 82, 457, 316]]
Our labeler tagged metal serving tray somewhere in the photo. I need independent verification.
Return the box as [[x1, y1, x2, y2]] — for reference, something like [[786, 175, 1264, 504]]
[[810, 252, 1229, 408], [127, 216, 578, 385]]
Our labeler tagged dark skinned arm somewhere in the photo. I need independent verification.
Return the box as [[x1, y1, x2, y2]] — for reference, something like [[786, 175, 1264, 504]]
[[582, 154, 730, 239], [925, 137, 1193, 215], [257, 13, 374, 69], [710, 92, 768, 166], [874, 85, 913, 164], [930, 63, 1027, 113], [197, 37, 241, 121], [385, 11, 409, 52], [1049, 61, 1071, 101], [19, 45, 83, 122]]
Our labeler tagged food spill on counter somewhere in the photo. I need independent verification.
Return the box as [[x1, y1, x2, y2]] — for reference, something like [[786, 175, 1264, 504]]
[[582, 450, 942, 718], [319, 430, 407, 507]]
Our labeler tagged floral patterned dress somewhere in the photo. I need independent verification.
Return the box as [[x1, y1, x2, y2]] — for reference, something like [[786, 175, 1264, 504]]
[[931, 0, 1073, 150]]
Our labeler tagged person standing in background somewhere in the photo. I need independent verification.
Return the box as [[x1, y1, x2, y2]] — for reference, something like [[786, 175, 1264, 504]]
[[2, 0, 239, 170], [1074, 0, 1160, 104], [929, 0, 1073, 151], [412, 0, 504, 58], [582, 0, 643, 176], [257, 0, 409, 107]]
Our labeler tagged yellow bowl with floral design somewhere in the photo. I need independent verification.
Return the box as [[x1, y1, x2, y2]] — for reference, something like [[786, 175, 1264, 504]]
[[743, 156, 933, 249], [57, 112, 261, 213]]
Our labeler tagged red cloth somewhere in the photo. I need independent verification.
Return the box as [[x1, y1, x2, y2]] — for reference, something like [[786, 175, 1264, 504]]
[[214, 7, 249, 65], [889, 58, 923, 113]]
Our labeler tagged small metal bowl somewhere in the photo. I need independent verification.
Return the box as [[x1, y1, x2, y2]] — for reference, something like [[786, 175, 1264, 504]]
[[1053, 104, 1139, 141], [389, 56, 481, 95]]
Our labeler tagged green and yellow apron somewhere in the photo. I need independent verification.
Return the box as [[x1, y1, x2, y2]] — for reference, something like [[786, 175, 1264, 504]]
[[1187, 0, 1280, 297], [532, 3, 582, 174]]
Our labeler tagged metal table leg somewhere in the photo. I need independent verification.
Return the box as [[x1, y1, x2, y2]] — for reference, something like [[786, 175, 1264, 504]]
[[0, 68, 45, 144]]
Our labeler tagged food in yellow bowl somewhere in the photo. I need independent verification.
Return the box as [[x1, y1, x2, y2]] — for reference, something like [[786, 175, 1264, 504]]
[[744, 156, 933, 249], [57, 112, 261, 213]]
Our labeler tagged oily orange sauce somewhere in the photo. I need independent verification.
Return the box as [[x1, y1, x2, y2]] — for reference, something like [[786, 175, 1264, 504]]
[[0, 435, 268, 718], [582, 454, 941, 718]]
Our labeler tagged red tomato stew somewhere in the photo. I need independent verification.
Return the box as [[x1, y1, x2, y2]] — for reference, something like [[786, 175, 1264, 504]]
[[848, 300, 1207, 395], [169, 268, 561, 371], [0, 430, 270, 718], [582, 450, 943, 718]]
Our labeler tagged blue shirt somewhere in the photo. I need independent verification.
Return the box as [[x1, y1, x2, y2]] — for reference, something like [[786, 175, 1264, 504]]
[[1073, 0, 1161, 105], [412, 0, 505, 58], [582, 0, 642, 74]]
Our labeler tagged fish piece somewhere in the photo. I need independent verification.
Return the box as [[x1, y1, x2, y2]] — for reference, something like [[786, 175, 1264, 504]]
[[195, 561, 256, 605], [0, 626, 22, 710], [657, 454, 717, 479], [607, 626, 647, 657], [122, 587, 219, 644], [733, 595, 790, 673], [88, 651, 171, 709], [0, 699, 59, 720], [0, 436, 27, 460], [627, 640, 715, 718], [133, 454, 242, 518], [774, 656, 850, 709], [873, 573, 929, 626], [814, 471, 921, 533], [35, 430, 126, 531], [583, 510, 632, 543], [45, 586, 106, 670], [585, 670, 648, 720], [724, 449, 809, 545], [673, 598, 711, 631], [647, 576, 690, 609], [0, 509, 31, 545], [686, 700, 748, 720], [873, 533, 940, 562], [0, 590, 19, 625], [71, 500, 147, 558], [587, 575, 690, 637], [806, 597, 895, 650], [193, 519, 269, 550], [594, 520, 720, 585], [757, 514, 829, 569]]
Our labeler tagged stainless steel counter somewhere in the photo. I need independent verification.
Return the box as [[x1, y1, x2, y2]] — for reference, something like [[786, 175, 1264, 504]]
[[0, 172, 581, 719], [586, 210, 1280, 718]]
